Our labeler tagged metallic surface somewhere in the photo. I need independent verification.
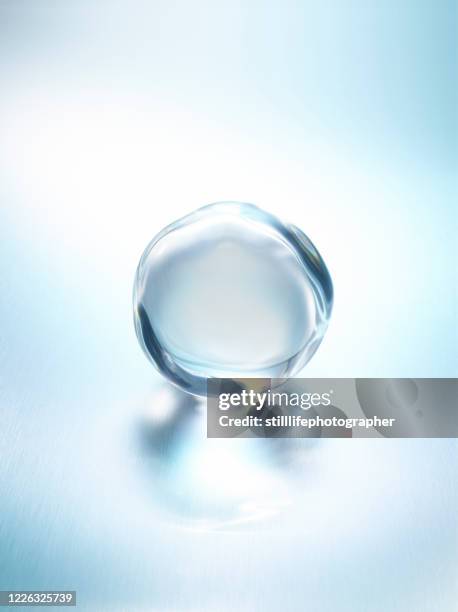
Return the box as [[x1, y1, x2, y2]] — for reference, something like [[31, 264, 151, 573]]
[[0, 1, 457, 610]]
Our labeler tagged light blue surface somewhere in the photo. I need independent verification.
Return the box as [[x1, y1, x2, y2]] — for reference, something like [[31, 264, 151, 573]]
[[0, 1, 457, 610]]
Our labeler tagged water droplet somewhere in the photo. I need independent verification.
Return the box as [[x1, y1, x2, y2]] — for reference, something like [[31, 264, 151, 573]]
[[133, 202, 333, 395]]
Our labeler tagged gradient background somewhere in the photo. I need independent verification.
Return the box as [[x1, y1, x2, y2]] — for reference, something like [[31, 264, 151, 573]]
[[0, 1, 457, 611]]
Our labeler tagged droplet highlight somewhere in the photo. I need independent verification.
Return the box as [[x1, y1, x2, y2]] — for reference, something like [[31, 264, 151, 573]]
[[133, 202, 333, 395]]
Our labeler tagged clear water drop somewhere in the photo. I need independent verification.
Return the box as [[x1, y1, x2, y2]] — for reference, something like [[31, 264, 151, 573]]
[[133, 202, 333, 395]]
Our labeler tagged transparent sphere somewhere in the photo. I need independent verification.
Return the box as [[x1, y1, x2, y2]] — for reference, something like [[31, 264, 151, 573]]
[[133, 202, 333, 395]]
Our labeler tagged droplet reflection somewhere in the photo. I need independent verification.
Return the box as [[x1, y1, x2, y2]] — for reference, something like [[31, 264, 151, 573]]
[[136, 384, 320, 529]]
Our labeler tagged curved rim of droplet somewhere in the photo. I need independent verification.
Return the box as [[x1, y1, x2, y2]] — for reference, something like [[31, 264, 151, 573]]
[[133, 201, 333, 396]]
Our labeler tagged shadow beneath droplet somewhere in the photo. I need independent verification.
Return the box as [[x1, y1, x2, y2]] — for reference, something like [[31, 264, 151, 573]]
[[138, 385, 201, 463], [134, 383, 321, 530]]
